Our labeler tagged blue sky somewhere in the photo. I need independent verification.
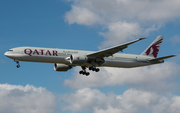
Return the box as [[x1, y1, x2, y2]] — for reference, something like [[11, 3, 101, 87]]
[[1, 0, 180, 113]]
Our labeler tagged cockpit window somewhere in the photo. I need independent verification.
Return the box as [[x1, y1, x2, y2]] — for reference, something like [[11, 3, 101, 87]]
[[8, 50, 13, 51]]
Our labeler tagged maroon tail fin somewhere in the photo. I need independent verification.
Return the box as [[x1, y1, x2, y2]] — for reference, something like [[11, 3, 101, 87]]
[[141, 36, 163, 58]]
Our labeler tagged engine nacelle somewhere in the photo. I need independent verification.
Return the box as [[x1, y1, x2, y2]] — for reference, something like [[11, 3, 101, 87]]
[[54, 63, 72, 71], [70, 54, 88, 64]]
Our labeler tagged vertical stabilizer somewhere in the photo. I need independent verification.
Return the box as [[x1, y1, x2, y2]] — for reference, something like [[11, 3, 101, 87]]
[[141, 36, 164, 58]]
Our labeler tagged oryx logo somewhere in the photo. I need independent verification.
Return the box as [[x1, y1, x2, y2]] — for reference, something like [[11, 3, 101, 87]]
[[77, 57, 80, 60], [145, 38, 163, 58]]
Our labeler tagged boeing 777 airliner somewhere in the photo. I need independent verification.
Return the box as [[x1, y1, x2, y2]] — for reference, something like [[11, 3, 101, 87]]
[[4, 36, 175, 76]]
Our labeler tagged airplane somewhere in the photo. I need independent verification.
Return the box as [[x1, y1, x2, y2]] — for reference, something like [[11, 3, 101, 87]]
[[4, 36, 175, 76]]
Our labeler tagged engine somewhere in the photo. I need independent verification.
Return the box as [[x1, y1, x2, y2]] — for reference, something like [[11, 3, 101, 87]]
[[70, 54, 88, 64], [54, 63, 72, 71]]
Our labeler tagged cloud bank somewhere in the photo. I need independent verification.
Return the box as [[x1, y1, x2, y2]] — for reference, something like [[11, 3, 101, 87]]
[[63, 2, 180, 111], [65, 0, 180, 48], [62, 61, 180, 112], [60, 88, 180, 113], [0, 84, 57, 113], [64, 62, 180, 92]]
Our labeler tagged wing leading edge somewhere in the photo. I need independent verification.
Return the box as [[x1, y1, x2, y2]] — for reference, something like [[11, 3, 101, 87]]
[[87, 37, 147, 58]]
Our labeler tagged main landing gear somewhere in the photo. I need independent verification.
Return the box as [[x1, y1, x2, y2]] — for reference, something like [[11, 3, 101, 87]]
[[89, 67, 100, 72], [14, 60, 20, 68], [79, 66, 100, 76], [79, 67, 90, 76]]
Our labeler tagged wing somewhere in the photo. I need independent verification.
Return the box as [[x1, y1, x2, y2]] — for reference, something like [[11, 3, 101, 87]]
[[87, 37, 147, 58]]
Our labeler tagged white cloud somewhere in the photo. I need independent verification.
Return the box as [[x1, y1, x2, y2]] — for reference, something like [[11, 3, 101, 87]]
[[64, 62, 180, 92], [99, 21, 142, 49], [0, 84, 57, 113], [60, 88, 180, 113], [63, 1, 180, 112], [99, 22, 162, 49], [64, 6, 102, 26], [66, 0, 180, 24], [170, 96, 180, 112], [60, 88, 108, 111], [65, 0, 180, 48], [99, 22, 162, 48]]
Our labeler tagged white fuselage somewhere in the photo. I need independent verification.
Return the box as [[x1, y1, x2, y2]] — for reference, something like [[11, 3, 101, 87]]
[[4, 47, 162, 68]]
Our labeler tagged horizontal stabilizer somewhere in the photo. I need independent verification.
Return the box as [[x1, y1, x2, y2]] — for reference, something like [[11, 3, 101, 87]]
[[148, 55, 176, 62]]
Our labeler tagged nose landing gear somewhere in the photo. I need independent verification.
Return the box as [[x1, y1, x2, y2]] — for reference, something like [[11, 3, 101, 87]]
[[14, 60, 20, 68]]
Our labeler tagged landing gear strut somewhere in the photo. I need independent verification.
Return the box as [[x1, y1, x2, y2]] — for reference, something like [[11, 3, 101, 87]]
[[79, 67, 90, 76], [14, 60, 20, 68]]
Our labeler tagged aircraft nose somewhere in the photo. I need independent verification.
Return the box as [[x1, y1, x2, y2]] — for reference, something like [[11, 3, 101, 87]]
[[4, 51, 10, 57]]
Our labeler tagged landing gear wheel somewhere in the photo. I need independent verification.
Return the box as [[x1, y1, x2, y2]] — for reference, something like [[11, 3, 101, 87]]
[[82, 71, 86, 75], [89, 66, 100, 72], [79, 71, 83, 74], [89, 67, 93, 70], [79, 66, 91, 76], [86, 72, 90, 76], [95, 68, 100, 72], [17, 65, 20, 68], [14, 60, 20, 68]]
